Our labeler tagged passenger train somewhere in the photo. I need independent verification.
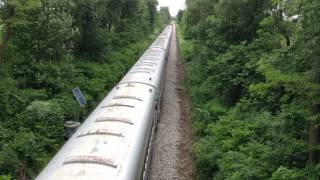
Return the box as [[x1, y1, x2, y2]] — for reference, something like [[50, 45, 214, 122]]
[[36, 24, 173, 180]]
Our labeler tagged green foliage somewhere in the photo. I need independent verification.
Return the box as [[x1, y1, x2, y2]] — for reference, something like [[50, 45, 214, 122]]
[[11, 0, 76, 61], [25, 101, 64, 144], [0, 175, 11, 180], [156, 6, 171, 28], [0, 24, 3, 42], [0, 77, 20, 119], [271, 166, 305, 180], [179, 0, 320, 179], [146, 0, 158, 30], [0, 131, 46, 178], [0, 0, 170, 178], [176, 10, 184, 24]]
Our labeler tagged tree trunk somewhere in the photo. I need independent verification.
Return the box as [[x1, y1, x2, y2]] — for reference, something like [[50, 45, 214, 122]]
[[309, 119, 320, 164], [0, 4, 15, 62], [309, 37, 320, 164], [284, 31, 291, 46], [17, 163, 27, 180]]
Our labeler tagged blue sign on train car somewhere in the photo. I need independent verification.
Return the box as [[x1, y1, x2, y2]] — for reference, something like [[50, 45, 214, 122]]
[[73, 87, 86, 107]]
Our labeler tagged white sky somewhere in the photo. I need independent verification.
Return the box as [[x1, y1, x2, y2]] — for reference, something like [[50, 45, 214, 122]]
[[158, 0, 186, 16]]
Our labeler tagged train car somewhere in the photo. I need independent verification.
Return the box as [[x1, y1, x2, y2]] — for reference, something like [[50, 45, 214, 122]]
[[36, 25, 173, 180]]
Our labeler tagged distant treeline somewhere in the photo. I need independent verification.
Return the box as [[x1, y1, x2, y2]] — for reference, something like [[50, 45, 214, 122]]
[[178, 0, 320, 179], [0, 0, 170, 179]]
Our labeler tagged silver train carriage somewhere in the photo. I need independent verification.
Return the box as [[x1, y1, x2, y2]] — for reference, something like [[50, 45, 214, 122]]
[[36, 25, 173, 180]]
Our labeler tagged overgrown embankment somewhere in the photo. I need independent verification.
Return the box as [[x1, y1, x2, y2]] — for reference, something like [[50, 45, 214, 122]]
[[0, 1, 171, 179], [177, 0, 320, 179]]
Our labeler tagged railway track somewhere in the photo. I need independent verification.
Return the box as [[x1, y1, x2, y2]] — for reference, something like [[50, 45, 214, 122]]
[[36, 25, 172, 180], [36, 23, 192, 180], [149, 23, 193, 180]]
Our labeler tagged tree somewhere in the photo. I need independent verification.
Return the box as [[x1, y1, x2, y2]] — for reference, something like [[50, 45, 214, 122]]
[[297, 0, 320, 165], [0, 0, 15, 62], [176, 10, 184, 24], [73, 0, 105, 57], [179, 0, 320, 178], [0, 0, 171, 178], [157, 6, 171, 28], [145, 0, 158, 30]]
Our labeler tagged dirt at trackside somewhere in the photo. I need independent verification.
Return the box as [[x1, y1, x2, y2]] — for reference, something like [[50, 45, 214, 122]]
[[149, 23, 193, 180]]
